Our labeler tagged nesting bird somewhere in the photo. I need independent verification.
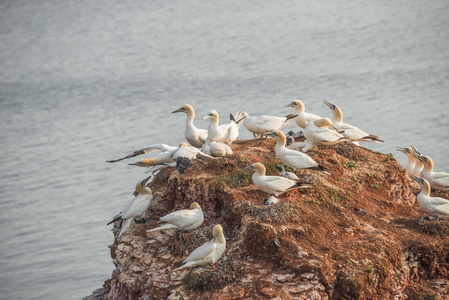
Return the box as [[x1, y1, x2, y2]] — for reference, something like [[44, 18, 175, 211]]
[[202, 110, 245, 144], [146, 202, 204, 232], [302, 118, 346, 152], [240, 111, 297, 139], [264, 196, 280, 205], [107, 176, 153, 237], [410, 175, 449, 220], [201, 138, 233, 157], [172, 104, 208, 148], [174, 224, 226, 270], [244, 163, 311, 197], [284, 99, 321, 129], [266, 130, 328, 172], [416, 155, 449, 190], [323, 100, 383, 143]]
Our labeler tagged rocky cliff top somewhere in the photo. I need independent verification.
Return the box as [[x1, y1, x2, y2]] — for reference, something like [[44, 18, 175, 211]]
[[86, 139, 449, 300]]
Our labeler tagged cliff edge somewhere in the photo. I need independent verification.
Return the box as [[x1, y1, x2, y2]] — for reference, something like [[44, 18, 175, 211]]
[[86, 139, 449, 299]]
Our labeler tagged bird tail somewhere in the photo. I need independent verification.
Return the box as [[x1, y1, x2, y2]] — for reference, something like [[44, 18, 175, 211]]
[[284, 114, 298, 121], [307, 165, 330, 174], [107, 216, 122, 226], [361, 135, 384, 143], [230, 111, 248, 129], [118, 218, 133, 237]]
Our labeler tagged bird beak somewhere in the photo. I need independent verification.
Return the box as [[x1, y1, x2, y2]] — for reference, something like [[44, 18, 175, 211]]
[[141, 175, 152, 187], [244, 165, 254, 171], [283, 102, 295, 108], [202, 113, 213, 120], [129, 161, 144, 167], [323, 99, 336, 110], [171, 107, 185, 114], [395, 147, 408, 154], [410, 174, 423, 186], [330, 124, 338, 131]]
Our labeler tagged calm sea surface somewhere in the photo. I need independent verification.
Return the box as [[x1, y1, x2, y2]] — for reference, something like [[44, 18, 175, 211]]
[[0, 0, 448, 299]]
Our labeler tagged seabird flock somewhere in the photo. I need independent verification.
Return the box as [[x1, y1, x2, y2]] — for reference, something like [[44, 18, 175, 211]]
[[106, 99, 449, 271]]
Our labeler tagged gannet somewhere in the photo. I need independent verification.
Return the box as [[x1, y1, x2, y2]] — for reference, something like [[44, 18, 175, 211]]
[[284, 99, 321, 129], [146, 202, 204, 232], [107, 143, 178, 164], [416, 155, 449, 190], [303, 118, 346, 152], [129, 143, 213, 174], [410, 145, 424, 177], [202, 110, 246, 144], [244, 163, 311, 196], [240, 111, 297, 139], [264, 196, 280, 205], [201, 138, 233, 157], [107, 176, 153, 237], [172, 104, 208, 148], [410, 175, 449, 220], [174, 224, 226, 270], [276, 165, 299, 180], [323, 100, 383, 143], [266, 130, 328, 172], [395, 146, 416, 175]]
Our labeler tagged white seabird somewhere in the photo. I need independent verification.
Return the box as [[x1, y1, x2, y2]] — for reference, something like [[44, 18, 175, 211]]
[[202, 110, 246, 144], [201, 137, 233, 157], [244, 163, 311, 196], [107, 176, 153, 237], [129, 143, 214, 174], [240, 111, 297, 139], [172, 104, 208, 148], [323, 99, 383, 143], [276, 165, 299, 180], [284, 99, 321, 129], [416, 155, 449, 191], [174, 224, 226, 270], [396, 146, 416, 175], [266, 130, 328, 172], [410, 175, 449, 220], [146, 202, 204, 232], [410, 145, 424, 177], [107, 143, 178, 164], [303, 118, 346, 152]]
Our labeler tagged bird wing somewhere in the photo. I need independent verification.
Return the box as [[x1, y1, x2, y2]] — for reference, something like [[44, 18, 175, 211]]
[[160, 209, 199, 227], [198, 129, 208, 143], [121, 194, 152, 219], [314, 127, 343, 142], [183, 239, 215, 263], [337, 122, 368, 140], [432, 173, 449, 186], [262, 176, 296, 193], [107, 144, 176, 162], [282, 150, 317, 169], [254, 116, 285, 132]]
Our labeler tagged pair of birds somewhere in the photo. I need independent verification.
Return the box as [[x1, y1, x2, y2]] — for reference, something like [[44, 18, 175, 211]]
[[285, 99, 383, 152], [397, 145, 449, 191], [172, 104, 247, 157], [107, 183, 226, 270], [396, 145, 449, 220]]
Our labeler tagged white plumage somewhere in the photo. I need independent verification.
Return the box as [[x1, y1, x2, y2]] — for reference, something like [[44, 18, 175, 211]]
[[174, 224, 226, 270], [107, 176, 153, 237], [172, 104, 208, 148], [244, 163, 310, 196], [284, 99, 321, 129], [410, 145, 424, 177], [396, 146, 416, 175], [241, 112, 297, 139], [201, 138, 233, 157], [107, 143, 178, 165], [303, 118, 346, 152], [202, 110, 245, 144], [266, 130, 327, 172], [416, 155, 449, 190], [410, 175, 449, 219], [147, 202, 204, 232]]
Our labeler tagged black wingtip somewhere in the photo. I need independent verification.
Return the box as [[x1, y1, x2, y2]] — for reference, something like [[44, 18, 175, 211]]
[[107, 216, 122, 226]]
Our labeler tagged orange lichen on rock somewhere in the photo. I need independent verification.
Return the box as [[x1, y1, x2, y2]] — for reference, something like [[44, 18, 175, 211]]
[[85, 140, 449, 300]]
